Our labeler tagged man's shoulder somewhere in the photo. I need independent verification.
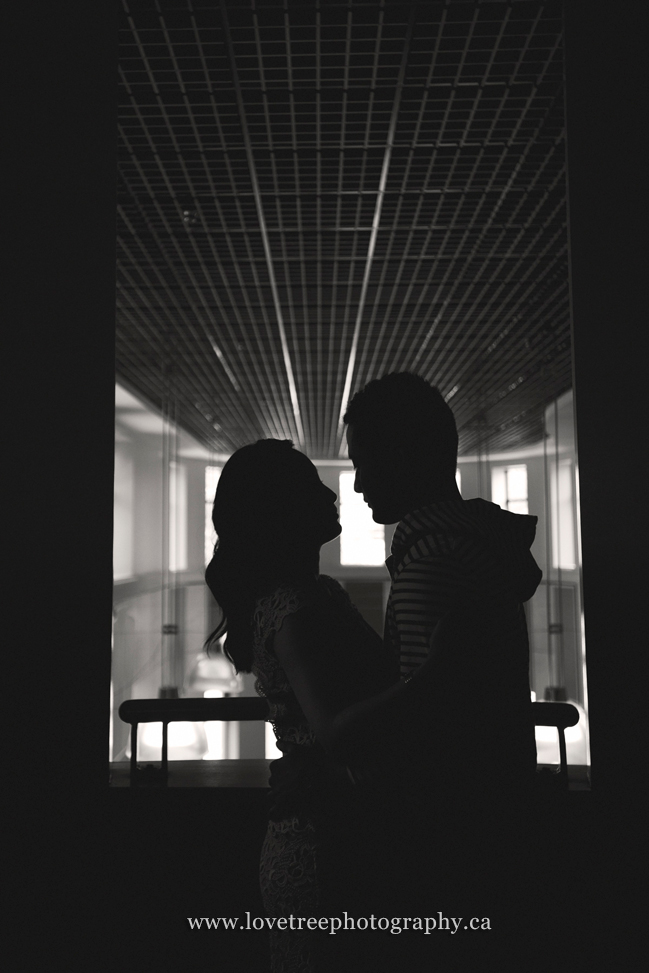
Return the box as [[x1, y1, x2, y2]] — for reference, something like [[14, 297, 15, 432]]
[[391, 500, 509, 576], [389, 553, 469, 611], [390, 535, 464, 581], [392, 501, 481, 559]]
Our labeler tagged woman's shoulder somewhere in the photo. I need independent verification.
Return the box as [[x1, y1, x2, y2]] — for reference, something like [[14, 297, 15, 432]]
[[317, 574, 368, 614], [256, 577, 321, 608], [253, 579, 320, 641], [254, 575, 350, 640], [256, 574, 344, 606], [316, 574, 347, 596]]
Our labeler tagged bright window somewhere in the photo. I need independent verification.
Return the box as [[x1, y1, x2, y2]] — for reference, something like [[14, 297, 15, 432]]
[[551, 459, 576, 570], [169, 461, 187, 572], [339, 471, 385, 566], [205, 466, 221, 567], [265, 722, 282, 759], [113, 443, 134, 580], [491, 464, 528, 515]]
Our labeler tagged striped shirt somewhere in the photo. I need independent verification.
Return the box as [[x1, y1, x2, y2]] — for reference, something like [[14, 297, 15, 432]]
[[385, 498, 542, 677], [384, 499, 542, 785]]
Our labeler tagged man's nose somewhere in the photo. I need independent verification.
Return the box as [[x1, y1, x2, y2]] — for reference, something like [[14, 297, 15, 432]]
[[354, 469, 362, 493]]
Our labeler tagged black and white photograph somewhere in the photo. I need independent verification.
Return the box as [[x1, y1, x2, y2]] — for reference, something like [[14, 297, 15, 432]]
[[8, 1, 645, 971]]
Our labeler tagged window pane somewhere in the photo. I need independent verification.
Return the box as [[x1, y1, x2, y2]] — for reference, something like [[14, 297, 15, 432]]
[[168, 461, 187, 573], [506, 465, 528, 501], [491, 467, 506, 509], [339, 471, 385, 566], [113, 441, 134, 581], [205, 465, 221, 503], [265, 721, 282, 759], [551, 460, 576, 570], [491, 465, 528, 514], [205, 466, 221, 567]]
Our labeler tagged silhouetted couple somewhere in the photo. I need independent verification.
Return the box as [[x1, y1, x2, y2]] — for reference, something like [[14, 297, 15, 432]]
[[205, 372, 541, 972]]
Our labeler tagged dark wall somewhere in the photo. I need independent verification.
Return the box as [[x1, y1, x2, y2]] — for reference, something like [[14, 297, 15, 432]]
[[564, 1, 646, 795]]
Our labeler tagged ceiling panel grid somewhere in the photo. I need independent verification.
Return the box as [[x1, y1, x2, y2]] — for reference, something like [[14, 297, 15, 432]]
[[117, 0, 570, 458]]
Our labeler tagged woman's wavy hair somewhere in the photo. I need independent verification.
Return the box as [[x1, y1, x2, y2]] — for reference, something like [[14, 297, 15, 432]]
[[204, 438, 312, 673]]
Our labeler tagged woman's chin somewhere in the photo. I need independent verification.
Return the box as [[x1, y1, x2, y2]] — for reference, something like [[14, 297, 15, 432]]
[[321, 522, 342, 544]]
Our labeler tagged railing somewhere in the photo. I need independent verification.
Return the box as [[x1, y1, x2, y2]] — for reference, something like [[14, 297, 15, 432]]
[[118, 696, 270, 785], [118, 697, 580, 790], [531, 701, 580, 791]]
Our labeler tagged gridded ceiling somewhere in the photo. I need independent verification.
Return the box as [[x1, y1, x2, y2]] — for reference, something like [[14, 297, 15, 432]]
[[116, 0, 571, 458]]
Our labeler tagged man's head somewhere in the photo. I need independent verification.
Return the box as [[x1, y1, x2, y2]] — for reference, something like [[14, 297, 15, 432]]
[[343, 372, 460, 523]]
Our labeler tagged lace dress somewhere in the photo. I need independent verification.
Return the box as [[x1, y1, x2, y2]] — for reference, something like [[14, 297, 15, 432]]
[[252, 575, 395, 973]]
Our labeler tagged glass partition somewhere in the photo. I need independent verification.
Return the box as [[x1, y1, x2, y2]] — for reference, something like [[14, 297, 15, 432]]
[[113, 384, 588, 768], [111, 382, 241, 763], [458, 389, 589, 767]]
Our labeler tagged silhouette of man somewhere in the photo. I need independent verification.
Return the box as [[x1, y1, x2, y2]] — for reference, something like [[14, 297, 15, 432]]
[[343, 372, 541, 919]]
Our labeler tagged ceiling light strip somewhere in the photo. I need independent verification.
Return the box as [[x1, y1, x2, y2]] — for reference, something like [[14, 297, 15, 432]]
[[423, 97, 567, 385], [371, 1, 451, 379], [386, 8, 550, 382], [117, 154, 268, 443], [323, 1, 354, 455], [406, 4, 494, 379], [335, 7, 415, 452], [117, 62, 275, 443], [244, 6, 297, 443], [351, 0, 395, 385], [435, 167, 567, 385], [117, 196, 264, 450], [408, 120, 559, 380], [174, 6, 295, 442], [284, 7, 314, 452], [220, 0, 305, 448]]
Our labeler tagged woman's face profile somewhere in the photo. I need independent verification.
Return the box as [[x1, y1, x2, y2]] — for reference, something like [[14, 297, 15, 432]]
[[283, 451, 342, 548], [215, 444, 341, 552]]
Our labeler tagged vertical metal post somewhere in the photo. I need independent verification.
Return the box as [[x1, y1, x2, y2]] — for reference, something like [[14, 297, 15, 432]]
[[543, 404, 554, 689], [161, 721, 169, 783], [161, 383, 180, 697], [558, 726, 568, 789], [553, 401, 566, 691], [130, 723, 138, 785], [161, 387, 173, 692]]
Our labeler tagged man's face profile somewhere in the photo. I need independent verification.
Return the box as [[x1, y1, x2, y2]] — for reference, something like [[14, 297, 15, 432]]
[[346, 422, 406, 525]]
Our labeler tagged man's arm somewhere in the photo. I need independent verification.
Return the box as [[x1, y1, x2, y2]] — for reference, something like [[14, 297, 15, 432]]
[[389, 553, 471, 674], [273, 605, 444, 763]]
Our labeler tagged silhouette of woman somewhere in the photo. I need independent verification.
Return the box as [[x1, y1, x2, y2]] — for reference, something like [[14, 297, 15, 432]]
[[205, 439, 443, 972]]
